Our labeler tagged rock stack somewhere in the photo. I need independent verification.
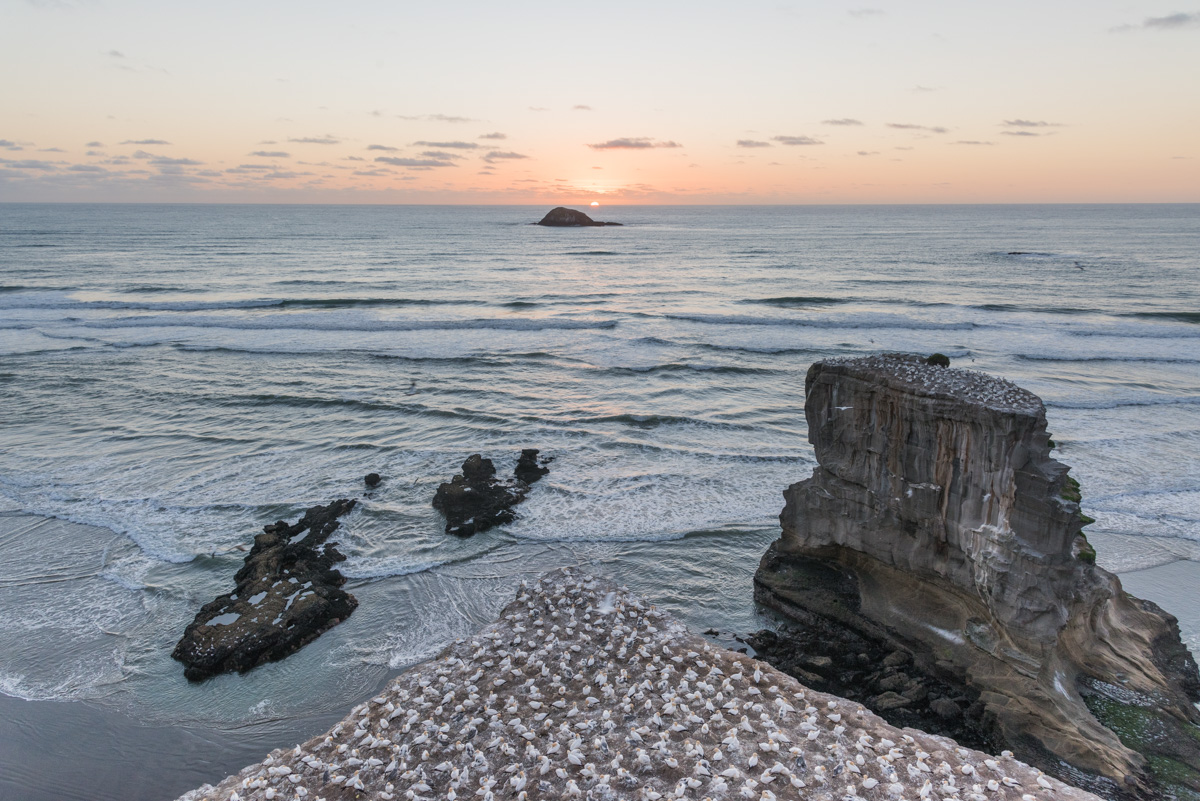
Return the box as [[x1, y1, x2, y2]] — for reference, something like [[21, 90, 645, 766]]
[[755, 354, 1200, 800]]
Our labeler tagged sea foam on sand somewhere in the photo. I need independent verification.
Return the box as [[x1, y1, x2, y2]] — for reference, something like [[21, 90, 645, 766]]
[[180, 569, 1098, 801]]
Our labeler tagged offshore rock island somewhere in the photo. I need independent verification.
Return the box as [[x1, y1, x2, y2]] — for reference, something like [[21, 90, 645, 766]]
[[180, 569, 1098, 801], [535, 207, 623, 227], [754, 354, 1200, 799]]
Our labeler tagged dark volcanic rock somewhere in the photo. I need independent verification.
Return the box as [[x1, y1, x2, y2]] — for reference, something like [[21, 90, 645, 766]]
[[754, 353, 1200, 800], [364, 472, 381, 488], [514, 448, 550, 484], [747, 611, 1001, 755], [172, 499, 358, 682], [433, 452, 550, 536], [535, 206, 623, 227]]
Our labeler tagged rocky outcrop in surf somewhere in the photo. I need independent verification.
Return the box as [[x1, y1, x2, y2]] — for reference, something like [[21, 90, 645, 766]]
[[180, 568, 1101, 801], [534, 206, 623, 226], [172, 499, 358, 682], [433, 450, 550, 536], [754, 354, 1200, 800]]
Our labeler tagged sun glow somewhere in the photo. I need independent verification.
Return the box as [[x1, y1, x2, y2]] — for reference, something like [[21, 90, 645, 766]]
[[590, 201, 600, 206]]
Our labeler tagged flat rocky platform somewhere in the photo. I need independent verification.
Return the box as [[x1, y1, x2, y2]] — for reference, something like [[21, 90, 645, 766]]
[[180, 569, 1096, 801]]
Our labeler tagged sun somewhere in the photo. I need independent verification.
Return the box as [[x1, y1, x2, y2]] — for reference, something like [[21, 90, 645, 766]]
[[590, 201, 600, 206]]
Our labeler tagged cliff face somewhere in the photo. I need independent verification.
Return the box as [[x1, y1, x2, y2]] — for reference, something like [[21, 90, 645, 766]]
[[755, 354, 1200, 800]]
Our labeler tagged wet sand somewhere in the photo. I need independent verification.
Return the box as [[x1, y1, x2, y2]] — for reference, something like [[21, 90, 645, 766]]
[[0, 691, 353, 801]]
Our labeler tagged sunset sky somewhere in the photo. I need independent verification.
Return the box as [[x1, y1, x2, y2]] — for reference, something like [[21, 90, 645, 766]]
[[2, 0, 1198, 204]]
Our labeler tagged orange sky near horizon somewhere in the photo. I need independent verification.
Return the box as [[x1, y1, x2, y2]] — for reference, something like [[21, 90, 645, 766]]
[[2, 0, 1198, 204]]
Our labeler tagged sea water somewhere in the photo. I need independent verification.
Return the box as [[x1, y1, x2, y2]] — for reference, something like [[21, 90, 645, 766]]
[[1, 203, 1198, 791]]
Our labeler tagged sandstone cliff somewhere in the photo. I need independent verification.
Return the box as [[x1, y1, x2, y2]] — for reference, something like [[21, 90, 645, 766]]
[[755, 354, 1200, 800]]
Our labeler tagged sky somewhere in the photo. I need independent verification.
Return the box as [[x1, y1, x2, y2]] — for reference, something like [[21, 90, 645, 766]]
[[1, 0, 1198, 204]]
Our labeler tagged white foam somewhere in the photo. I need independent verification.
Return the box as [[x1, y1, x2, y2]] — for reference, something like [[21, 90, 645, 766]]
[[76, 312, 618, 333], [667, 311, 977, 331]]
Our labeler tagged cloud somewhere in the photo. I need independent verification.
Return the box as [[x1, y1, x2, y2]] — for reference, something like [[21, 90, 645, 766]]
[[587, 138, 682, 150], [737, 140, 772, 148], [1001, 131, 1041, 137], [772, 135, 824, 145], [1003, 119, 1061, 128], [1145, 11, 1200, 27], [374, 156, 457, 167], [367, 144, 399, 151], [0, 159, 58, 170], [887, 123, 949, 133], [528, 106, 550, 112], [822, 118, 863, 126], [413, 140, 479, 149], [953, 140, 994, 145], [68, 164, 107, 172], [250, 150, 290, 157], [121, 139, 171, 145], [147, 155, 206, 167], [857, 151, 880, 156], [911, 86, 937, 93], [288, 136, 340, 144], [573, 105, 593, 111], [353, 169, 393, 177], [396, 113, 477, 123], [419, 150, 467, 160], [344, 156, 365, 161], [478, 132, 507, 140], [108, 50, 124, 58], [848, 8, 884, 17], [85, 141, 103, 147], [1113, 12, 1200, 31], [482, 150, 530, 163]]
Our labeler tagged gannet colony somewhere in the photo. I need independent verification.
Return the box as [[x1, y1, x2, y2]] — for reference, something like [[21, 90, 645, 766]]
[[180, 569, 1098, 801]]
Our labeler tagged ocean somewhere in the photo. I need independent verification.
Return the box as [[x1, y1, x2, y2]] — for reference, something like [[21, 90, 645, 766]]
[[1, 203, 1198, 800]]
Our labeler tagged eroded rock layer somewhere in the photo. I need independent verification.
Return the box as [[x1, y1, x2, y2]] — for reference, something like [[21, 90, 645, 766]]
[[172, 499, 358, 681], [754, 354, 1200, 800], [180, 569, 1098, 801]]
